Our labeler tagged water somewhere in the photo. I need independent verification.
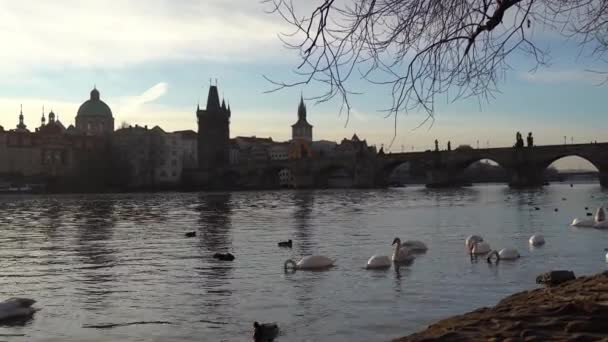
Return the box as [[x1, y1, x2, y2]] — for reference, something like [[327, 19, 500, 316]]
[[0, 184, 607, 342]]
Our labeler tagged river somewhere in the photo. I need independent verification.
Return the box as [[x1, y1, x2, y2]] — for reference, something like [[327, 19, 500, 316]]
[[0, 184, 606, 341]]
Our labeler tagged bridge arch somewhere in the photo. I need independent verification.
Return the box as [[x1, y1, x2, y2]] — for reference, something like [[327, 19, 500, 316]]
[[540, 153, 602, 171]]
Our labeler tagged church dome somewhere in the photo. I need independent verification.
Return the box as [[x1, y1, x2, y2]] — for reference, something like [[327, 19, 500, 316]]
[[77, 88, 113, 118]]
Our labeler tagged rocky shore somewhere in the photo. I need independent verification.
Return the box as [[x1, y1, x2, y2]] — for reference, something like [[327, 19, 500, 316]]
[[395, 271, 608, 341]]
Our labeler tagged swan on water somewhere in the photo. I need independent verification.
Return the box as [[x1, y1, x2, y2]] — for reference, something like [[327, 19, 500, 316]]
[[498, 248, 520, 260], [571, 217, 596, 227], [571, 207, 608, 228], [0, 298, 37, 322], [366, 255, 391, 270], [465, 235, 484, 250], [253, 321, 279, 342], [595, 207, 606, 223], [469, 240, 491, 255], [401, 240, 428, 253], [605, 248, 608, 263], [529, 234, 545, 247], [284, 255, 335, 271], [392, 238, 415, 263]]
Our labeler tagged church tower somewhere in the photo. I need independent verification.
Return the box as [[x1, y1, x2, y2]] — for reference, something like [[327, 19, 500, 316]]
[[291, 95, 313, 142], [197, 84, 231, 170]]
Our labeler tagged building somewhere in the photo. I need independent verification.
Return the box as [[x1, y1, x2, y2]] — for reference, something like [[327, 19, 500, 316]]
[[234, 136, 274, 163], [0, 106, 106, 190], [269, 142, 290, 161], [291, 95, 313, 142], [197, 85, 231, 170], [75, 87, 115, 136], [174, 130, 198, 169], [112, 125, 199, 188], [311, 140, 338, 158]]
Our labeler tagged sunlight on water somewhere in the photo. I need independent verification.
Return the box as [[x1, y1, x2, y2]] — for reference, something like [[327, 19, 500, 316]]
[[0, 184, 607, 341]]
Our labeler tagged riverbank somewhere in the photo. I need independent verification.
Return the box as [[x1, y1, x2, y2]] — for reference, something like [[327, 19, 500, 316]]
[[395, 271, 608, 341]]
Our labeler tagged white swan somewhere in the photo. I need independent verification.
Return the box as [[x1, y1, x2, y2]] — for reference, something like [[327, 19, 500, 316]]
[[605, 248, 608, 263], [401, 240, 428, 253], [469, 240, 491, 255], [284, 255, 335, 271], [0, 298, 37, 322], [595, 207, 606, 223], [392, 238, 415, 263], [571, 208, 608, 228], [366, 255, 391, 270], [465, 235, 484, 250], [498, 248, 520, 260], [571, 217, 596, 227], [529, 234, 545, 247]]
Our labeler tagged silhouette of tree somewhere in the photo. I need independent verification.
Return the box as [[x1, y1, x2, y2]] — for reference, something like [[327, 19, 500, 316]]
[[264, 0, 608, 125]]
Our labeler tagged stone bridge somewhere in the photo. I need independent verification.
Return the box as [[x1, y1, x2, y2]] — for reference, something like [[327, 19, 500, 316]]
[[185, 153, 378, 190], [379, 143, 608, 188]]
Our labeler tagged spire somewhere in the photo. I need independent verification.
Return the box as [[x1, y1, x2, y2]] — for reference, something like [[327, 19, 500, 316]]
[[298, 94, 307, 121], [205, 85, 221, 111], [197, 102, 200, 111], [41, 106, 46, 125], [49, 109, 55, 123], [17, 105, 26, 129], [221, 98, 227, 111]]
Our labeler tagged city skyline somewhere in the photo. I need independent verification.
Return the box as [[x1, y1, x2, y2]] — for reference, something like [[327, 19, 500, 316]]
[[0, 0, 605, 169]]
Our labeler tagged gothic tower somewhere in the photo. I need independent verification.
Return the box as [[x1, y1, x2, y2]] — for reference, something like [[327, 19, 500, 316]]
[[197, 85, 231, 170], [291, 95, 313, 142]]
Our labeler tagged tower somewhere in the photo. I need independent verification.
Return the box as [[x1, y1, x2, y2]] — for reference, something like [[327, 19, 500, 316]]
[[16, 105, 27, 131], [76, 87, 114, 135], [291, 95, 313, 142], [40, 106, 46, 127], [197, 85, 231, 170]]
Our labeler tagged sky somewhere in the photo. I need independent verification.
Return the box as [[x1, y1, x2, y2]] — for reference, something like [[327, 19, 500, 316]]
[[0, 0, 605, 170]]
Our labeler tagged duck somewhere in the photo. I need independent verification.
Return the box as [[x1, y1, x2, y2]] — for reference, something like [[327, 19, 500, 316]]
[[284, 255, 335, 271], [184, 231, 196, 238], [529, 234, 545, 247], [605, 248, 608, 263], [391, 238, 415, 263], [253, 321, 279, 342], [401, 240, 428, 253], [0, 298, 37, 322], [277, 240, 292, 248], [366, 255, 391, 270], [213, 253, 235, 261]]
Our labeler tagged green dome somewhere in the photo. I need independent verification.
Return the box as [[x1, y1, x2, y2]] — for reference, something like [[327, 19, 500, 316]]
[[77, 88, 113, 118]]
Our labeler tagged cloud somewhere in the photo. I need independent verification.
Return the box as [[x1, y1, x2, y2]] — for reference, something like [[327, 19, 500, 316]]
[[118, 82, 169, 115], [0, 0, 289, 72], [520, 70, 607, 84]]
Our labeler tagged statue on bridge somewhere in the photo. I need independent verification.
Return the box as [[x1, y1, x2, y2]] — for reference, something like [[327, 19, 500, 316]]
[[435, 139, 439, 152], [527, 132, 534, 147], [515, 132, 524, 148], [447, 141, 451, 151]]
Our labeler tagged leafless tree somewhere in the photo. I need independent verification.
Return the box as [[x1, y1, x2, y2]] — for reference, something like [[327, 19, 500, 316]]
[[264, 0, 608, 128]]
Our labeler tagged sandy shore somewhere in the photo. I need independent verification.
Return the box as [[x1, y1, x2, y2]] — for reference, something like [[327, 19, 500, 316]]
[[394, 271, 608, 341]]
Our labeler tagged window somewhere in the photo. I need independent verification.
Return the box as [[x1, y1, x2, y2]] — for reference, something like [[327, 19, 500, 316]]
[[172, 171, 177, 177], [171, 159, 177, 166]]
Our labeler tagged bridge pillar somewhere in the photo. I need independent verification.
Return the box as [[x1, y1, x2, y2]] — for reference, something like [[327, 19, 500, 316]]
[[508, 165, 545, 188], [425, 168, 466, 188], [599, 169, 608, 188]]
